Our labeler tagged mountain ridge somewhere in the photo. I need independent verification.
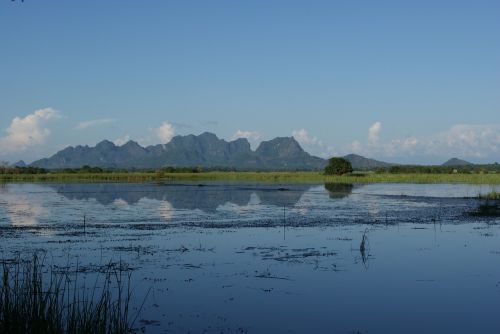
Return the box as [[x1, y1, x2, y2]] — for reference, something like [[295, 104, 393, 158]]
[[29, 133, 481, 171], [31, 133, 327, 171], [342, 154, 394, 170], [442, 157, 473, 167]]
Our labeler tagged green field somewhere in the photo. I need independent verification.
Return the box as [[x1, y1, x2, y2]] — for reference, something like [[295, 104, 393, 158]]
[[1, 171, 500, 184]]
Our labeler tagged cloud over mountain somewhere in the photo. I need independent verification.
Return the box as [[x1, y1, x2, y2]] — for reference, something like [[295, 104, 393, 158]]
[[156, 122, 175, 143]]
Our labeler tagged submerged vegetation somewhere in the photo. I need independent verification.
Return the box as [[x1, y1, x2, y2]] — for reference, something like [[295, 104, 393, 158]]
[[0, 255, 138, 334]]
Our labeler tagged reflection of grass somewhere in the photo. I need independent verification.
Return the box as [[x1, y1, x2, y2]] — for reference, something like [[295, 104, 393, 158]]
[[479, 191, 500, 200], [0, 255, 138, 334], [1, 171, 500, 184], [471, 203, 500, 217], [471, 190, 500, 216]]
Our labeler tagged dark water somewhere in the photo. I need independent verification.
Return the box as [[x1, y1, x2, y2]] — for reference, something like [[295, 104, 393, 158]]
[[0, 182, 499, 333]]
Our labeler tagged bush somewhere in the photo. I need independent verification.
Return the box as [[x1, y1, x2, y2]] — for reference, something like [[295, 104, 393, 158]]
[[324, 157, 353, 175]]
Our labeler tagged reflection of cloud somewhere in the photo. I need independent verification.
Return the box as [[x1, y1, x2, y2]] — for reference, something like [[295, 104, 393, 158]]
[[218, 193, 261, 214], [0, 185, 47, 226], [9, 201, 45, 226], [113, 198, 129, 207], [217, 193, 261, 214], [367, 199, 380, 218], [284, 185, 319, 216], [291, 207, 308, 215], [158, 201, 174, 221]]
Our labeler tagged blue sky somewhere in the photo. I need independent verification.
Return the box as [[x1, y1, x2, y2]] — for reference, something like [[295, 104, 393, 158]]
[[1, 0, 499, 164]]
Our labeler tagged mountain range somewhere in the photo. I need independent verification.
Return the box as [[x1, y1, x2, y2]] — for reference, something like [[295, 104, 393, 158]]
[[27, 132, 480, 171], [31, 132, 326, 170]]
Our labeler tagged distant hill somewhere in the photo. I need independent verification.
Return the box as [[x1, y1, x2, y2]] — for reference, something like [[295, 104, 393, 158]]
[[343, 154, 393, 170], [442, 158, 474, 167], [13, 160, 26, 167], [31, 132, 327, 171]]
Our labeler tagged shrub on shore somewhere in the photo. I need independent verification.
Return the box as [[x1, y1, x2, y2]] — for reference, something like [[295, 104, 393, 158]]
[[324, 157, 353, 175]]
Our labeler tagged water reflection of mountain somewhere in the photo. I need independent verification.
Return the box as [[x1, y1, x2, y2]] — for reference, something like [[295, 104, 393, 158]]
[[49, 183, 312, 212]]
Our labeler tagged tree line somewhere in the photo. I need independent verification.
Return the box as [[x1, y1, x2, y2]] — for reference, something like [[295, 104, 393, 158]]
[[374, 164, 500, 174]]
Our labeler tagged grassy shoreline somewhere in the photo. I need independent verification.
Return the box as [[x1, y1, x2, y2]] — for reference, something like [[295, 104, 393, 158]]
[[1, 171, 499, 184]]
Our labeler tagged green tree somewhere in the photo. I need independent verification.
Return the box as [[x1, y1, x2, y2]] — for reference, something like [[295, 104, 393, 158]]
[[324, 157, 353, 175]]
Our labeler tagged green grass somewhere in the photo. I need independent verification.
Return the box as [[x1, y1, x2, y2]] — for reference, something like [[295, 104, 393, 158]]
[[0, 255, 139, 334], [1, 171, 500, 184]]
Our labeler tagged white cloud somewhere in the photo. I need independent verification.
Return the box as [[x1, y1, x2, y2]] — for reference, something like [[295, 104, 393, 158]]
[[232, 130, 263, 142], [368, 121, 381, 144], [156, 122, 175, 143], [349, 140, 363, 154], [75, 118, 114, 130], [0, 108, 60, 152], [292, 128, 338, 158], [384, 137, 419, 156], [428, 124, 500, 158], [232, 130, 263, 149], [346, 123, 500, 162], [292, 128, 321, 146], [113, 134, 131, 146]]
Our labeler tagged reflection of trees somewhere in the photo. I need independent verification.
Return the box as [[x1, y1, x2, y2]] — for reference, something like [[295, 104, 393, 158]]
[[50, 183, 310, 212], [324, 183, 353, 199]]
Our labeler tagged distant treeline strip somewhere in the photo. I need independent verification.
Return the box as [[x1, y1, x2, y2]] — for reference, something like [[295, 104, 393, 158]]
[[375, 164, 500, 174], [3, 163, 500, 175], [0, 165, 202, 175]]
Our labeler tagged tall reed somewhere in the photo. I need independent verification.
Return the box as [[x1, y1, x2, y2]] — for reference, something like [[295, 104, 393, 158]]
[[0, 255, 138, 334]]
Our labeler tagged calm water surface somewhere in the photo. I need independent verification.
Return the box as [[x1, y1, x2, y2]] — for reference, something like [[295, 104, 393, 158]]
[[0, 182, 499, 333]]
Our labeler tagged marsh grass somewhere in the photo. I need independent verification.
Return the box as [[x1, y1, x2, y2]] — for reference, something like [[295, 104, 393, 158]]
[[1, 171, 500, 184], [0, 254, 138, 334]]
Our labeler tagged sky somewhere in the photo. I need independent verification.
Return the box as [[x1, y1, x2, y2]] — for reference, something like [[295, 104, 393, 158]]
[[1, 0, 499, 164]]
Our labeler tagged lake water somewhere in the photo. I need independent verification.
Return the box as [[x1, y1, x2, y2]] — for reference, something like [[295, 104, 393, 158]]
[[0, 182, 499, 333]]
